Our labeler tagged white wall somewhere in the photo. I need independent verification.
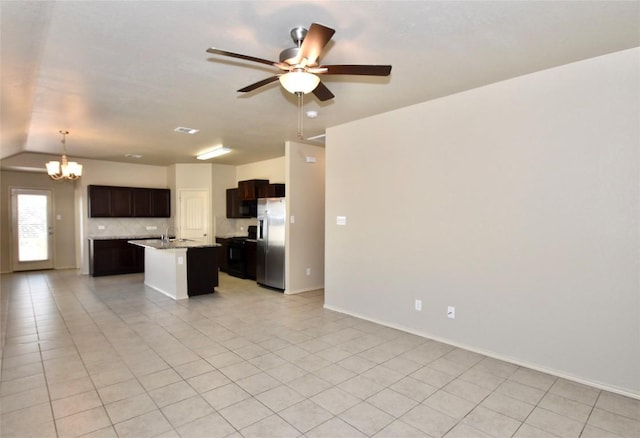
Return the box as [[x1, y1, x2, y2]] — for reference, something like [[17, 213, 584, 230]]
[[285, 141, 325, 294], [325, 48, 639, 396]]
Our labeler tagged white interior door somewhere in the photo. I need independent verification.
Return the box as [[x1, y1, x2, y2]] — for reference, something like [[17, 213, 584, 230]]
[[11, 188, 54, 271], [178, 189, 209, 241]]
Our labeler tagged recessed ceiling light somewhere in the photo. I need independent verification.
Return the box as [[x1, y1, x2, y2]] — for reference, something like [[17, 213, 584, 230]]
[[197, 146, 231, 160], [124, 153, 143, 159], [306, 110, 318, 119], [174, 126, 199, 134]]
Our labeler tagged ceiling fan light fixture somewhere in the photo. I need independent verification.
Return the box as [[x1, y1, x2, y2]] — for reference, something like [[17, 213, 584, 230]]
[[197, 146, 231, 160], [279, 71, 320, 94]]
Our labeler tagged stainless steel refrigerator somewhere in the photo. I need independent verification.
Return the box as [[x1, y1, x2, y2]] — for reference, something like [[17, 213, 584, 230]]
[[256, 197, 285, 290]]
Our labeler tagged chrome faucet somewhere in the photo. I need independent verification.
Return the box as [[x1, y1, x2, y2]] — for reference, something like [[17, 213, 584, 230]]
[[161, 227, 170, 242]]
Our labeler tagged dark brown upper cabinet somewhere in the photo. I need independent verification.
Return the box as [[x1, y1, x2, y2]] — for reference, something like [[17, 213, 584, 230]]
[[238, 179, 269, 201], [226, 188, 242, 218], [258, 183, 285, 198], [89, 185, 170, 218]]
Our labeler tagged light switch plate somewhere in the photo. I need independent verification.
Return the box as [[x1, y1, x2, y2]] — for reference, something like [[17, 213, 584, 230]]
[[336, 216, 347, 226]]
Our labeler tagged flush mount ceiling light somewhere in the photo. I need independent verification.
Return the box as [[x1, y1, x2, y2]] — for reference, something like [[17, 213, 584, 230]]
[[46, 130, 83, 180], [174, 126, 199, 134], [197, 146, 231, 160]]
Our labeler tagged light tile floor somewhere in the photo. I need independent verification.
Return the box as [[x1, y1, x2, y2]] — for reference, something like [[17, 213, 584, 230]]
[[1, 270, 638, 438]]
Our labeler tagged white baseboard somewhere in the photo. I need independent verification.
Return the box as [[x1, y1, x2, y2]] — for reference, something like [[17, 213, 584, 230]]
[[285, 286, 324, 295], [324, 303, 640, 400]]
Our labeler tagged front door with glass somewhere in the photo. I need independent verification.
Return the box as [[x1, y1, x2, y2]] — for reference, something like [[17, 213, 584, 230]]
[[11, 188, 54, 271]]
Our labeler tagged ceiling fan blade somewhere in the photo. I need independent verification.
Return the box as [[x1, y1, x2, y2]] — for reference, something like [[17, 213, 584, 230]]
[[207, 48, 288, 69], [320, 64, 392, 76], [238, 76, 280, 93], [294, 23, 335, 66], [312, 81, 335, 101]]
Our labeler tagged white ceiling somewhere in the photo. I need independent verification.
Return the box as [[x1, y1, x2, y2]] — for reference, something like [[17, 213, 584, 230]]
[[1, 1, 638, 167]]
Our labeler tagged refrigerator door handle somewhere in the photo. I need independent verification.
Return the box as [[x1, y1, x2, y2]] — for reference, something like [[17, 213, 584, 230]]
[[264, 213, 270, 254]]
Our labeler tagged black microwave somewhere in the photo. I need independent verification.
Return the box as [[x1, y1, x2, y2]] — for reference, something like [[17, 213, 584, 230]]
[[239, 200, 257, 218]]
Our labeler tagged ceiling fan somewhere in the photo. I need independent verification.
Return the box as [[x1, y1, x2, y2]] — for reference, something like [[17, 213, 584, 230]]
[[206, 23, 392, 102]]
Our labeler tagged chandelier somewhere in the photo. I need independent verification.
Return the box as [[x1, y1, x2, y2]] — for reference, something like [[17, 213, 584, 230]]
[[46, 130, 83, 180]]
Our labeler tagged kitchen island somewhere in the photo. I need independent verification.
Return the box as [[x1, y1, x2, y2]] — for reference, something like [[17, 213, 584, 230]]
[[129, 239, 220, 300]]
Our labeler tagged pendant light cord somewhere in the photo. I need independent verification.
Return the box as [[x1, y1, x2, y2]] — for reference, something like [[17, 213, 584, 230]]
[[60, 130, 69, 155]]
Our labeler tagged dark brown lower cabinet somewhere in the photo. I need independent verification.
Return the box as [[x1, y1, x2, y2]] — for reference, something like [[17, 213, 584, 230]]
[[89, 239, 144, 276], [245, 240, 257, 280], [186, 247, 219, 296], [216, 238, 229, 272]]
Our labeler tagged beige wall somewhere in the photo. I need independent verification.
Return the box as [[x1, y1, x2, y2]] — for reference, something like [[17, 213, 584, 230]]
[[0, 170, 77, 272], [325, 48, 639, 396], [212, 164, 237, 236], [285, 141, 325, 294], [236, 157, 285, 183]]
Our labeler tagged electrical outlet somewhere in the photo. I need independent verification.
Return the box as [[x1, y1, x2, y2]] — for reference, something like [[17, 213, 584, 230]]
[[415, 299, 422, 311], [447, 306, 455, 319], [306, 268, 311, 276]]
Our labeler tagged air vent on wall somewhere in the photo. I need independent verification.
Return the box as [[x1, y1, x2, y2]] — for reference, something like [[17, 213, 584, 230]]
[[174, 127, 199, 134]]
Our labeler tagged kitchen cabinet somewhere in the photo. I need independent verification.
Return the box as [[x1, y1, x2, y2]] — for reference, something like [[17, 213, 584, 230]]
[[226, 180, 284, 218], [89, 185, 170, 218], [186, 246, 220, 296], [89, 238, 145, 276], [89, 186, 133, 217], [245, 240, 257, 280], [226, 188, 257, 218], [132, 188, 151, 217], [88, 185, 115, 217], [226, 188, 242, 218], [238, 179, 269, 201], [132, 188, 171, 217], [149, 189, 171, 217], [258, 183, 285, 198], [216, 237, 229, 272]]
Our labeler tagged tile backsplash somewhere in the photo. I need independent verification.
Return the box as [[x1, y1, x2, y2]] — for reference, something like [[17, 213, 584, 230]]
[[88, 217, 256, 238], [88, 218, 172, 238], [215, 216, 256, 237]]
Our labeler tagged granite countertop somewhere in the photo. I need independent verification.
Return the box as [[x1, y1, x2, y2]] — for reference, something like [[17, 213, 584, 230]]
[[215, 234, 253, 239], [129, 238, 221, 250], [88, 235, 172, 240]]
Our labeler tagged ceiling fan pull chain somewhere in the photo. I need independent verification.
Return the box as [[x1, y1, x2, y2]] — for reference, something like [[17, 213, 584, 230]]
[[297, 92, 304, 139]]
